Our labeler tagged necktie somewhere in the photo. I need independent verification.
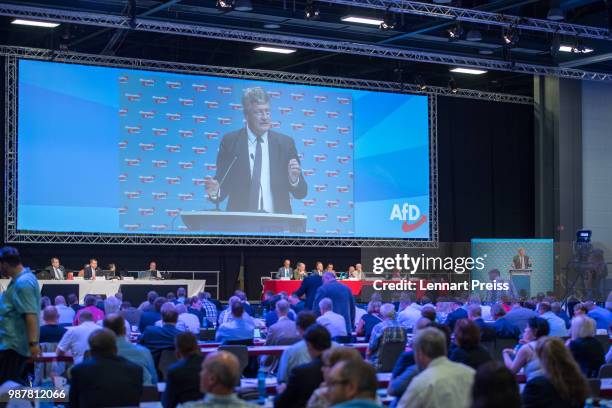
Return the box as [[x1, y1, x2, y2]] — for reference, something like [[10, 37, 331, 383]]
[[248, 135, 263, 211], [55, 268, 61, 280]]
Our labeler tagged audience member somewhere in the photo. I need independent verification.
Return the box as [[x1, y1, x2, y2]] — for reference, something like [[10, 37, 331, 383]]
[[449, 319, 492, 370], [69, 329, 143, 408], [218, 296, 250, 325], [39, 306, 67, 343], [502, 317, 549, 381], [317, 298, 348, 338], [120, 300, 142, 328], [397, 294, 422, 329], [467, 304, 496, 342], [102, 296, 131, 338], [443, 301, 467, 331], [324, 359, 379, 408], [537, 302, 568, 337], [294, 270, 324, 310], [57, 310, 99, 364], [567, 315, 605, 378], [306, 347, 362, 408], [0, 246, 41, 385], [522, 337, 589, 408], [505, 300, 538, 332], [585, 300, 612, 330], [234, 290, 254, 316], [289, 293, 306, 314], [314, 273, 355, 335], [162, 332, 204, 408], [139, 296, 166, 333], [355, 301, 382, 341], [551, 301, 571, 329], [266, 295, 297, 327], [68, 293, 83, 314], [471, 362, 520, 408], [176, 303, 200, 334], [54, 295, 76, 325], [176, 287, 187, 304], [103, 314, 157, 385], [139, 304, 182, 364], [397, 327, 475, 408], [215, 302, 255, 344], [573, 302, 588, 317], [490, 303, 520, 339], [74, 294, 105, 326], [178, 351, 254, 407], [192, 295, 217, 327], [277, 311, 318, 384], [366, 303, 407, 369], [139, 290, 159, 312], [275, 324, 332, 408], [266, 300, 300, 345], [420, 306, 436, 322]]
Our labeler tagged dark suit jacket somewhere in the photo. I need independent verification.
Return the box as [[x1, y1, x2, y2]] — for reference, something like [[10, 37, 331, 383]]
[[512, 255, 531, 269], [494, 317, 520, 339], [162, 354, 204, 408], [449, 345, 492, 370], [139, 311, 161, 333], [293, 274, 323, 311], [138, 324, 181, 363], [313, 281, 355, 334], [522, 376, 582, 408], [40, 324, 67, 343], [444, 308, 468, 331], [68, 355, 143, 408], [214, 128, 307, 214], [474, 318, 497, 342], [274, 357, 324, 408], [83, 266, 101, 280], [43, 265, 66, 280]]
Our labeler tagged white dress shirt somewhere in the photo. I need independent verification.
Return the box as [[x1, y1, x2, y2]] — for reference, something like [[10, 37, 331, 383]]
[[317, 310, 347, 337], [246, 126, 273, 213], [398, 304, 422, 329], [57, 321, 100, 364], [178, 312, 201, 334], [397, 356, 475, 408], [56, 304, 75, 325]]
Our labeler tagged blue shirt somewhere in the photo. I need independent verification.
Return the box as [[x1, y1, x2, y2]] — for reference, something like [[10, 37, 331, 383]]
[[215, 317, 254, 343], [588, 306, 612, 330], [540, 311, 568, 337], [0, 268, 40, 356], [116, 337, 158, 385]]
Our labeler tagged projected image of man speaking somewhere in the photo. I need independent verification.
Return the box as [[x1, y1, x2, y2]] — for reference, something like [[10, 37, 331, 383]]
[[204, 87, 307, 214]]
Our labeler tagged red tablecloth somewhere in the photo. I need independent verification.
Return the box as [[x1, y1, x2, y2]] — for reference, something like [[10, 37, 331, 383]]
[[263, 279, 428, 298]]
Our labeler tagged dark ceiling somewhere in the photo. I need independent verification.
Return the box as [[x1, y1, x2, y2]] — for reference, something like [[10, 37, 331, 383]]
[[1, 0, 612, 96]]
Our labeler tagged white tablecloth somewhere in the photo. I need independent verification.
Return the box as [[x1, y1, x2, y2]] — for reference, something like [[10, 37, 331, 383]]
[[0, 279, 206, 302]]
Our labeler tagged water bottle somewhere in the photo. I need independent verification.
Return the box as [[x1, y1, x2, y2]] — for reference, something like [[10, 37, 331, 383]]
[[257, 367, 267, 403]]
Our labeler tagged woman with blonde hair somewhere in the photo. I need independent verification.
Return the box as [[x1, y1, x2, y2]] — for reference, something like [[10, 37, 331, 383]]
[[307, 346, 362, 408], [355, 301, 382, 341], [522, 337, 589, 408], [567, 315, 605, 377]]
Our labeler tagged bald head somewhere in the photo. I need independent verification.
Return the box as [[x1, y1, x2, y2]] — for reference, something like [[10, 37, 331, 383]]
[[200, 351, 241, 395], [42, 306, 59, 324]]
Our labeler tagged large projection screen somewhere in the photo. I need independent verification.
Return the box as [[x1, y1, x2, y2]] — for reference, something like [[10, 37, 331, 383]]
[[6, 56, 436, 246]]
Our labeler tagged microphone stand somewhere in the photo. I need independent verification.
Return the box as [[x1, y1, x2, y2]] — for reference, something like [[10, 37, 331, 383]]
[[209, 154, 238, 211]]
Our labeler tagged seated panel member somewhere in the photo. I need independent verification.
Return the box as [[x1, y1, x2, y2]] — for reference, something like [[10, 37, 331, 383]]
[[293, 262, 307, 280], [203, 86, 307, 214], [43, 257, 65, 280], [82, 258, 101, 280], [278, 259, 293, 279]]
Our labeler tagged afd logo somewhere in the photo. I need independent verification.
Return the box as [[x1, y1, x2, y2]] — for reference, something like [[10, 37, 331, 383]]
[[390, 203, 427, 233]]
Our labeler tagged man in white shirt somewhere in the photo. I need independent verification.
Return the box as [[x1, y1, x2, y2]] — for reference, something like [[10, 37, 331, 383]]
[[278, 259, 293, 279], [56, 310, 100, 364], [537, 301, 568, 337], [398, 297, 422, 329], [398, 327, 475, 408], [54, 295, 75, 325], [176, 304, 200, 334], [316, 297, 347, 338]]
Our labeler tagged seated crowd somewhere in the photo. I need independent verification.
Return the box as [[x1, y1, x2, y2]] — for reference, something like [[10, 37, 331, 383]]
[[8, 265, 612, 408]]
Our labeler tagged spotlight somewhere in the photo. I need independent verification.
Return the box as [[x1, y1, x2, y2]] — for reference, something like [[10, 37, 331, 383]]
[[502, 26, 519, 47], [547, 7, 564, 21], [380, 9, 396, 31], [305, 1, 320, 20], [415, 75, 428, 91], [447, 23, 463, 41], [448, 77, 458, 94], [216, 0, 234, 10]]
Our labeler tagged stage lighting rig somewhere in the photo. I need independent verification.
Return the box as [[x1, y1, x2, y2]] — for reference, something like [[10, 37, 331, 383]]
[[380, 8, 397, 30], [305, 1, 320, 20], [448, 77, 458, 93], [216, 0, 234, 10], [447, 23, 463, 41], [415, 75, 428, 91], [502, 25, 519, 47]]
